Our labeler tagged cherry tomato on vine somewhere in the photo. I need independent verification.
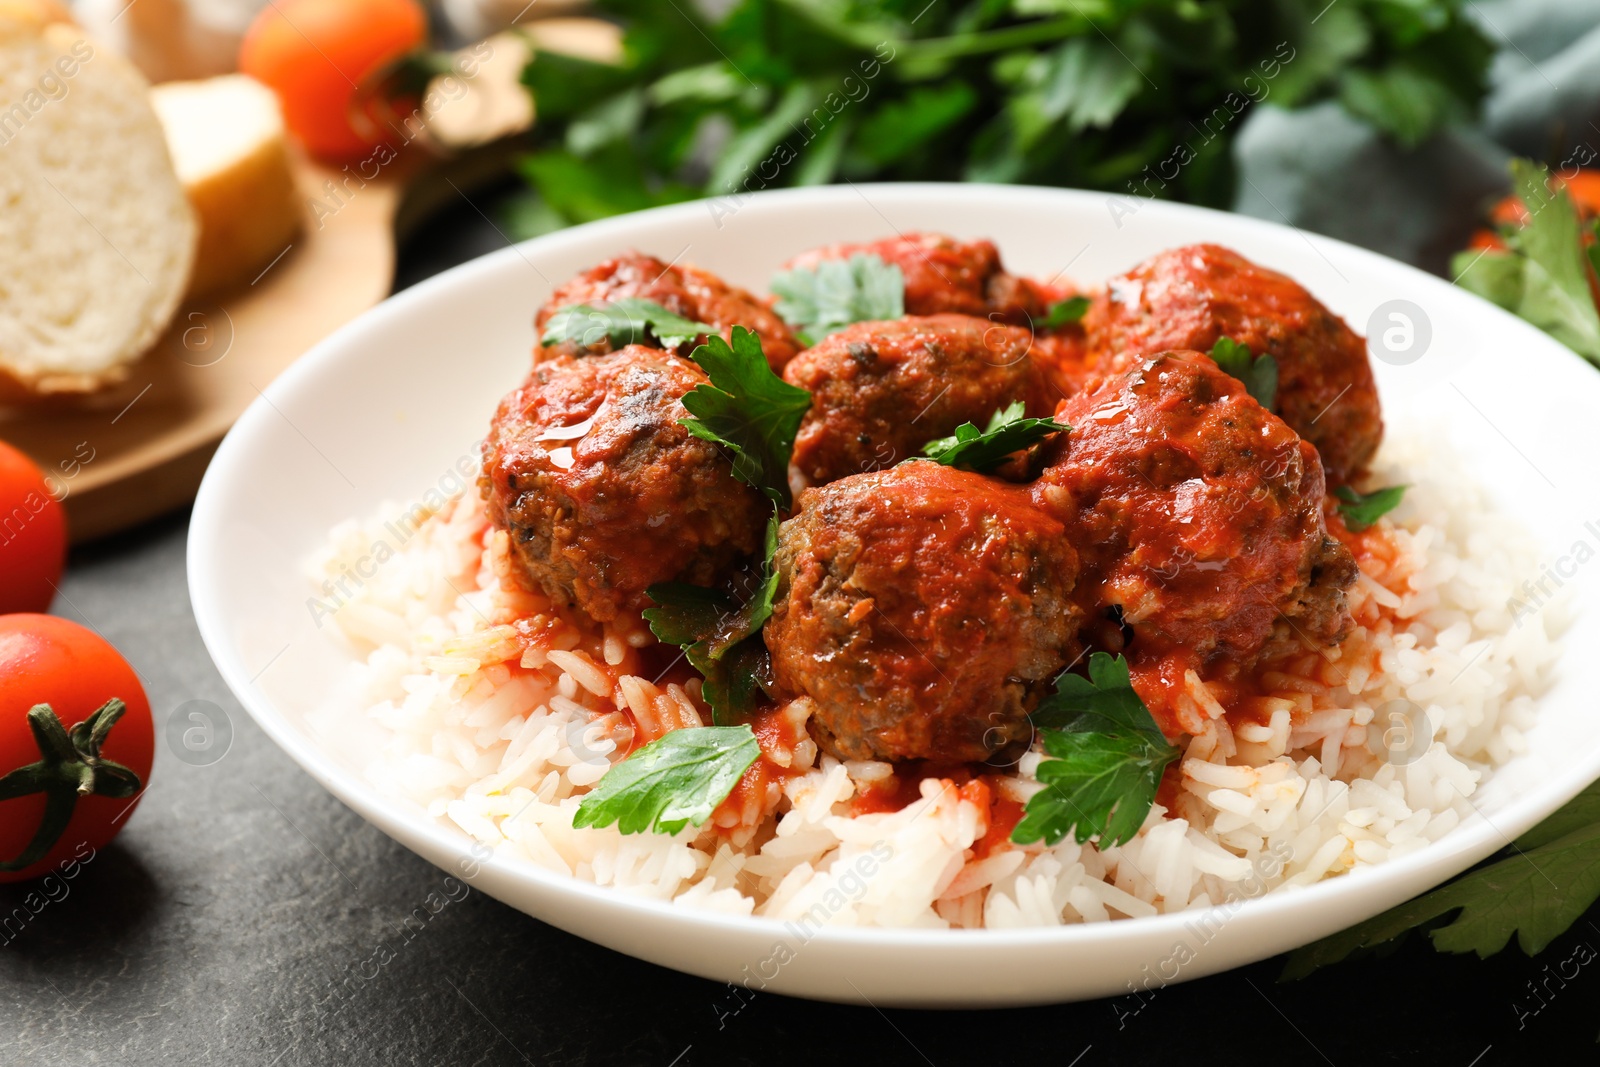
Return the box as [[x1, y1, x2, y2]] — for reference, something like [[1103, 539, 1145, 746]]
[[0, 615, 152, 883], [0, 439, 66, 615], [239, 0, 428, 162]]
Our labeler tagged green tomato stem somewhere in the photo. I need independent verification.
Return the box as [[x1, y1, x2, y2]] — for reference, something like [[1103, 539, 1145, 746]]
[[0, 700, 142, 873]]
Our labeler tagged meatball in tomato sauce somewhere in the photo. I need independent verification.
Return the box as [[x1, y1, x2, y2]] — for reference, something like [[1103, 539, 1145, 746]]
[[784, 314, 1058, 487], [766, 461, 1082, 764], [482, 347, 766, 622], [1083, 244, 1382, 482], [782, 232, 1058, 325], [535, 252, 801, 370], [1032, 352, 1356, 732]]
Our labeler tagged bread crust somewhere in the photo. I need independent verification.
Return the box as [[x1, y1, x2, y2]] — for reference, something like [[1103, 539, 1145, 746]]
[[151, 74, 305, 298], [184, 132, 302, 297]]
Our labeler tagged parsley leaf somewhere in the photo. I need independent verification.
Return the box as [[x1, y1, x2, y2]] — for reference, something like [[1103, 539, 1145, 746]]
[[1452, 160, 1600, 364], [1024, 38, 1144, 139], [920, 401, 1069, 472], [1208, 336, 1279, 410], [1453, 248, 1524, 310], [1507, 160, 1600, 362], [853, 83, 978, 168], [541, 297, 715, 351], [680, 327, 812, 509], [1011, 652, 1180, 848], [643, 513, 781, 725], [770, 253, 905, 346], [1517, 780, 1600, 850], [572, 725, 761, 835], [1334, 483, 1407, 531], [1027, 651, 1161, 736], [1282, 781, 1600, 978], [639, 582, 728, 648], [1338, 63, 1470, 150], [1040, 296, 1090, 329]]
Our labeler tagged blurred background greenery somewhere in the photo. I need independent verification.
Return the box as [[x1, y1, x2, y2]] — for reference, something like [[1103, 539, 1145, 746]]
[[508, 0, 1495, 236]]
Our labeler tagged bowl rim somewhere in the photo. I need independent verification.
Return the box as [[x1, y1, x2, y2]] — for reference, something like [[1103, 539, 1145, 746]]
[[188, 179, 1600, 954]]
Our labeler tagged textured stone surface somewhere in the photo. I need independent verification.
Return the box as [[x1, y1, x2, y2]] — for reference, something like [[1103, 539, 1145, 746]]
[[0, 183, 1587, 1065]]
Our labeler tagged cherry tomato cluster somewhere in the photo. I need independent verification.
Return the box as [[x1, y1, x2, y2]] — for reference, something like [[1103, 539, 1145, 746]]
[[0, 441, 151, 883], [1467, 170, 1600, 252]]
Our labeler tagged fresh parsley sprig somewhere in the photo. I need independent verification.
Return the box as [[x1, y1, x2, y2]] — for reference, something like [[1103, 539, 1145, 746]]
[[643, 514, 781, 725], [1334, 483, 1407, 531], [1285, 780, 1600, 978], [770, 253, 905, 346], [1209, 336, 1279, 410], [572, 724, 761, 835], [645, 325, 807, 722], [920, 401, 1069, 473], [1040, 296, 1090, 329], [680, 327, 811, 509], [541, 297, 715, 350], [1011, 652, 1180, 849], [1452, 159, 1600, 364]]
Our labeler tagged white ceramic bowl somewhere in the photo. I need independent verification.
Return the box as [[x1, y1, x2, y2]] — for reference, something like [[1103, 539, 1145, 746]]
[[189, 184, 1600, 1007]]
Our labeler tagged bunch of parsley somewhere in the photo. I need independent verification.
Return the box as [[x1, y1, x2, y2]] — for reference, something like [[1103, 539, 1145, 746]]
[[509, 0, 1491, 234]]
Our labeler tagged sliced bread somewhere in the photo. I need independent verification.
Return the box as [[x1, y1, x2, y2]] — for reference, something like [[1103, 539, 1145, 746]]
[[0, 19, 196, 398]]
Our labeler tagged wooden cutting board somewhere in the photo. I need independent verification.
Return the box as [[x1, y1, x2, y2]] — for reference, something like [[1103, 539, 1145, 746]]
[[0, 153, 400, 543], [0, 19, 622, 543]]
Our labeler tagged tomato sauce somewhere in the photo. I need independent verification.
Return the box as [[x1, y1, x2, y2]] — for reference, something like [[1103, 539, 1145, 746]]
[[710, 702, 812, 832], [973, 789, 1025, 860], [848, 767, 1023, 858]]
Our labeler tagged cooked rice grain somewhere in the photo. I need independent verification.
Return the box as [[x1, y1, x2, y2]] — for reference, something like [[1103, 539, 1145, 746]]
[[306, 431, 1560, 929]]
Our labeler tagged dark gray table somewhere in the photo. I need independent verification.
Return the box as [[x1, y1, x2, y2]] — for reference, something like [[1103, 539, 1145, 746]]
[[4, 183, 1594, 1065]]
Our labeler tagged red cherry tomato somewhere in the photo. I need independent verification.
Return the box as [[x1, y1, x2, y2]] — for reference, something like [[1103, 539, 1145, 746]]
[[0, 440, 66, 615], [0, 615, 152, 883], [1487, 168, 1600, 234], [239, 0, 428, 162], [1559, 171, 1600, 220], [1466, 228, 1506, 252]]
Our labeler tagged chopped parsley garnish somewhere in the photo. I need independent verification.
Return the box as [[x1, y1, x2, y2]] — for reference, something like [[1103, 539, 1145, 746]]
[[1011, 652, 1180, 848], [541, 297, 714, 350], [1284, 780, 1600, 978], [1453, 159, 1600, 364], [680, 327, 811, 509], [572, 725, 761, 835], [770, 253, 905, 346], [652, 324, 806, 721], [920, 401, 1068, 473], [1040, 296, 1090, 329], [1334, 483, 1407, 531], [1208, 336, 1279, 410], [643, 513, 781, 725]]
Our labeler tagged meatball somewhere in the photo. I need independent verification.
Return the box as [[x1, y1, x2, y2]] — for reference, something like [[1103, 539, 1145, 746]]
[[782, 232, 1057, 325], [482, 347, 766, 622], [536, 252, 801, 370], [766, 462, 1083, 764], [1083, 244, 1382, 482], [1032, 352, 1356, 725], [784, 314, 1059, 486]]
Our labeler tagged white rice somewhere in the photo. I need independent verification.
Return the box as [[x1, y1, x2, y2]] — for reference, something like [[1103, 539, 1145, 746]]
[[306, 428, 1562, 929]]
